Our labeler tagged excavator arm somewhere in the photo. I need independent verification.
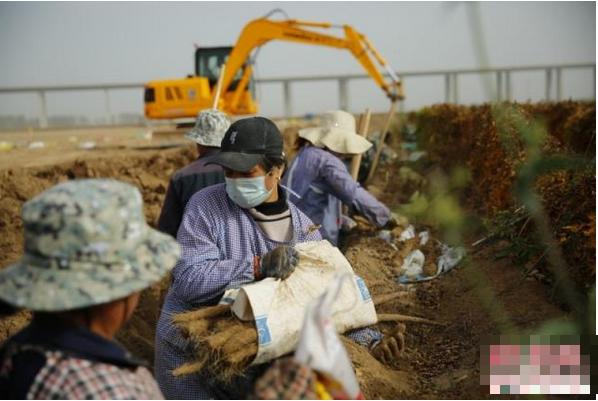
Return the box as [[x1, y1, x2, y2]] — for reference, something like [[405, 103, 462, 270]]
[[218, 18, 403, 112]]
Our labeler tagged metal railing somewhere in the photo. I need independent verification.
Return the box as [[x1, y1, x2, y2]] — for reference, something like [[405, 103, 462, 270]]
[[0, 63, 594, 128]]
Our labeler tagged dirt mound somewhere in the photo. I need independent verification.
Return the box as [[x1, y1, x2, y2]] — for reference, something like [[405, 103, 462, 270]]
[[342, 338, 413, 399], [0, 145, 196, 347], [339, 221, 569, 398], [0, 107, 583, 399]]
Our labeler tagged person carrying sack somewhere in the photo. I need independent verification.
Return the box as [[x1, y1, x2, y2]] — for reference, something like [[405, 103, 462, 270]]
[[154, 117, 387, 399], [154, 116, 322, 399], [0, 179, 180, 399], [283, 110, 400, 245]]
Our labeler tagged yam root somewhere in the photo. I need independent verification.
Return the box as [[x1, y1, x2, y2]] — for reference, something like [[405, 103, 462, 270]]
[[173, 288, 431, 381], [172, 361, 203, 376], [173, 304, 230, 323], [373, 292, 410, 306], [377, 313, 443, 326]]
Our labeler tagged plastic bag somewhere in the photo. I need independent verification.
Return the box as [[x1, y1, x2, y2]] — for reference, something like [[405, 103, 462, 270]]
[[401, 249, 425, 278], [398, 243, 465, 284], [398, 224, 416, 241], [437, 243, 466, 274], [294, 273, 364, 399]]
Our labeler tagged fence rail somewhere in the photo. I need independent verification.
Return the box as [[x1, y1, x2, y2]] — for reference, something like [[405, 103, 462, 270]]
[[0, 63, 594, 128]]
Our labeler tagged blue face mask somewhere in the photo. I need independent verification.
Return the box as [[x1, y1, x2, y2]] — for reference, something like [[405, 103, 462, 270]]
[[225, 176, 273, 209]]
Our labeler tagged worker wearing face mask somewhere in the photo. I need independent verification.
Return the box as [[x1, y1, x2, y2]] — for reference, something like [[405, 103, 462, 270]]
[[154, 117, 385, 399]]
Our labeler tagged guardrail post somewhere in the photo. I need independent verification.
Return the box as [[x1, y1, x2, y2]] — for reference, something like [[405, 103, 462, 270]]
[[505, 70, 512, 101], [283, 81, 292, 117], [38, 91, 48, 129], [496, 71, 503, 102], [556, 67, 562, 101], [104, 89, 113, 125], [338, 78, 349, 111], [444, 74, 450, 103], [452, 74, 459, 104], [545, 68, 552, 101]]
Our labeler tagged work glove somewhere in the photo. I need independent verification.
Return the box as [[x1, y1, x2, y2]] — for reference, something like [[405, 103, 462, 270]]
[[385, 211, 407, 229], [371, 323, 406, 364], [254, 246, 299, 280]]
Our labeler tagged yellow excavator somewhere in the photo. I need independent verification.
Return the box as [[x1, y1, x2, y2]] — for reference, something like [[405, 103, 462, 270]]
[[143, 14, 403, 119]]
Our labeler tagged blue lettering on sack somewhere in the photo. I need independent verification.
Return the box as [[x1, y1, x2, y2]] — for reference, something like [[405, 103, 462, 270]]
[[355, 276, 371, 301], [255, 315, 272, 345]]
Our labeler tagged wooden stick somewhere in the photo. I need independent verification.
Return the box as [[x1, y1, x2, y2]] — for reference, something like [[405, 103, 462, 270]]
[[182, 319, 210, 338], [172, 304, 230, 323], [228, 343, 258, 364], [377, 313, 443, 326], [212, 65, 226, 109], [350, 108, 372, 180], [173, 361, 203, 376], [373, 292, 410, 306], [222, 328, 259, 354], [343, 109, 372, 216], [207, 326, 241, 349], [365, 101, 398, 185]]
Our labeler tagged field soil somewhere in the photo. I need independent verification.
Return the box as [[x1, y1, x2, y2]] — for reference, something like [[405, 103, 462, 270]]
[[0, 110, 580, 398]]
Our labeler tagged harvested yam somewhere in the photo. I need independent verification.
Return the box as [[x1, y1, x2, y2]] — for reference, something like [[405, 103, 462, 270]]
[[174, 306, 257, 381], [173, 289, 425, 381], [373, 291, 411, 306], [377, 313, 443, 326], [422, 261, 438, 277], [171, 241, 432, 382]]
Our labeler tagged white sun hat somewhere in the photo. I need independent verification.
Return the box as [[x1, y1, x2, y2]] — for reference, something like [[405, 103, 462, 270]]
[[298, 110, 373, 155]]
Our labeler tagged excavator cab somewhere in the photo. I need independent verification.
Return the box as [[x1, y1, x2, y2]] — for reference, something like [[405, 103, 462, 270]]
[[195, 46, 256, 110], [144, 46, 256, 119], [196, 47, 238, 88]]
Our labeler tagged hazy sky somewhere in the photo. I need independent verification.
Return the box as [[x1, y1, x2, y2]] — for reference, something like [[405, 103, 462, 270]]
[[0, 1, 595, 120]]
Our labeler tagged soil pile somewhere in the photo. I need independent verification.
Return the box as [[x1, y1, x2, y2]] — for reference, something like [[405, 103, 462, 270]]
[[0, 145, 196, 354], [0, 105, 583, 399]]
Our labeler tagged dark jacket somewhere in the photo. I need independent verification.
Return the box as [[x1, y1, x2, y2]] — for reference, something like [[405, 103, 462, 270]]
[[157, 149, 225, 238]]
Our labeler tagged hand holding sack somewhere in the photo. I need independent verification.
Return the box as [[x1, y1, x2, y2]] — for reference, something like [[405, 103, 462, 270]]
[[254, 246, 299, 280]]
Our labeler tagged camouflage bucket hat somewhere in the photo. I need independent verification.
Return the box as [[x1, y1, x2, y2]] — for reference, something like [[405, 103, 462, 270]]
[[0, 179, 180, 312], [185, 108, 231, 147]]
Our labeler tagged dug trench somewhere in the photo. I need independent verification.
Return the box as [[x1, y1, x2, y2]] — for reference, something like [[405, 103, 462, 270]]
[[0, 123, 571, 399]]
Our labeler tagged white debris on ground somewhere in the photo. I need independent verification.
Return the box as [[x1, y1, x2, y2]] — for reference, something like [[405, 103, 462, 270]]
[[376, 224, 466, 284]]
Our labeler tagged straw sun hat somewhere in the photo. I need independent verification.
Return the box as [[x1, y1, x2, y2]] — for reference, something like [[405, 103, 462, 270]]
[[298, 110, 373, 155]]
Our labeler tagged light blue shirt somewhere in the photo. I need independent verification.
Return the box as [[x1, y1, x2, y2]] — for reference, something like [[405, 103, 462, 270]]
[[283, 146, 391, 245]]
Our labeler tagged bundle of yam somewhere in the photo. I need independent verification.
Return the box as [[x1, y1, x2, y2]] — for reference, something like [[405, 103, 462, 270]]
[[172, 292, 440, 382]]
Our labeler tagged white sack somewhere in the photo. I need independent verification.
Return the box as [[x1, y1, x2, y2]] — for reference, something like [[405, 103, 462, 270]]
[[230, 240, 378, 365]]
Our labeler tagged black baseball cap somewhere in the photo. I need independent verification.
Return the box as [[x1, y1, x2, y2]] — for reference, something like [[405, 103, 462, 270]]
[[206, 116, 284, 172]]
